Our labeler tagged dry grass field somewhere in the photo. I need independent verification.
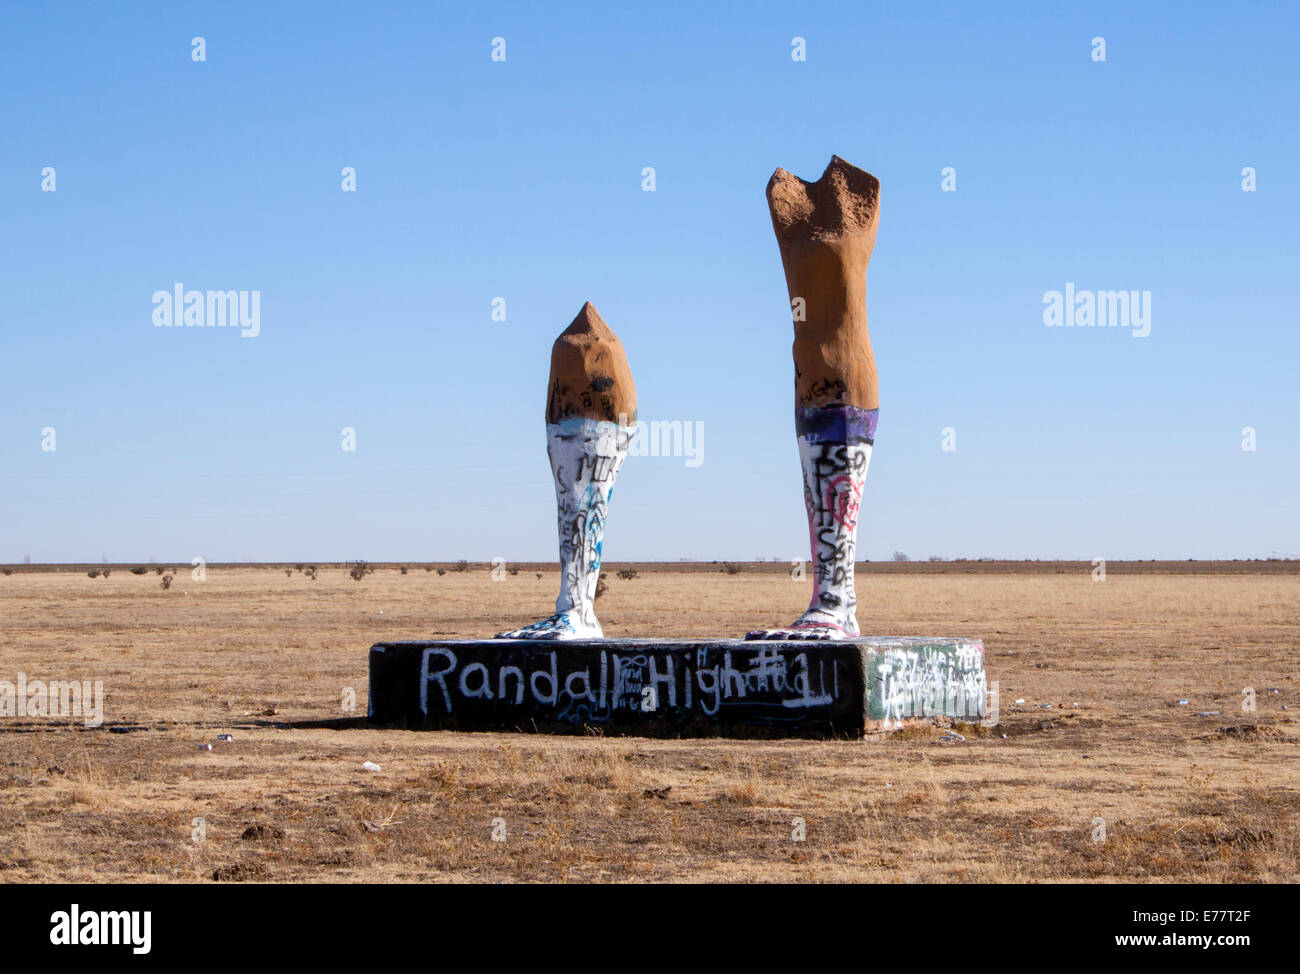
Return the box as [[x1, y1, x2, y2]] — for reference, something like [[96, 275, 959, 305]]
[[1, 564, 1297, 883]]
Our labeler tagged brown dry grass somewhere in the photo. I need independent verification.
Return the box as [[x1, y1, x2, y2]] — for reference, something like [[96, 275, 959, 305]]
[[1, 566, 1297, 883]]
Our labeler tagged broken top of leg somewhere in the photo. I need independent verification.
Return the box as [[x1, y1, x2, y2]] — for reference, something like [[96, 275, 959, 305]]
[[546, 301, 637, 425], [766, 156, 880, 411], [766, 155, 880, 247]]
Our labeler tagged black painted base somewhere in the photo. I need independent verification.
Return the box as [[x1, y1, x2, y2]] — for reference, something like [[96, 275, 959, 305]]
[[368, 637, 987, 738]]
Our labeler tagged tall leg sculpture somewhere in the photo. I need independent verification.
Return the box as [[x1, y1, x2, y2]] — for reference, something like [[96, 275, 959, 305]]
[[748, 156, 880, 641], [497, 302, 636, 640]]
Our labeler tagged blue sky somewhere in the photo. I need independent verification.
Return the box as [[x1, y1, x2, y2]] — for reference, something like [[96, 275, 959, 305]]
[[1, 1, 1297, 563]]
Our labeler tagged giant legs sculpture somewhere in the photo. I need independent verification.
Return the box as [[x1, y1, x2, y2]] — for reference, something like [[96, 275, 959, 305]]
[[372, 159, 989, 733], [748, 156, 880, 640], [497, 302, 636, 640]]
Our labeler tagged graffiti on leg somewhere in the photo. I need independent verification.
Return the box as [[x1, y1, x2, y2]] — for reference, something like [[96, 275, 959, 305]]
[[749, 437, 872, 640], [497, 418, 631, 640]]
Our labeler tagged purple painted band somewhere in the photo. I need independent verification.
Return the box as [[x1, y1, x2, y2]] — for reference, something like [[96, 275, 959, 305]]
[[795, 405, 878, 445]]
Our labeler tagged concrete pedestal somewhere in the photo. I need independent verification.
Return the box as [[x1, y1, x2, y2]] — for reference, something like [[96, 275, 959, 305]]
[[368, 637, 987, 738]]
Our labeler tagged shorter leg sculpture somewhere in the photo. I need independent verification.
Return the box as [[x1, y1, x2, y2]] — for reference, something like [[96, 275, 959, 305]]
[[497, 302, 636, 640]]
